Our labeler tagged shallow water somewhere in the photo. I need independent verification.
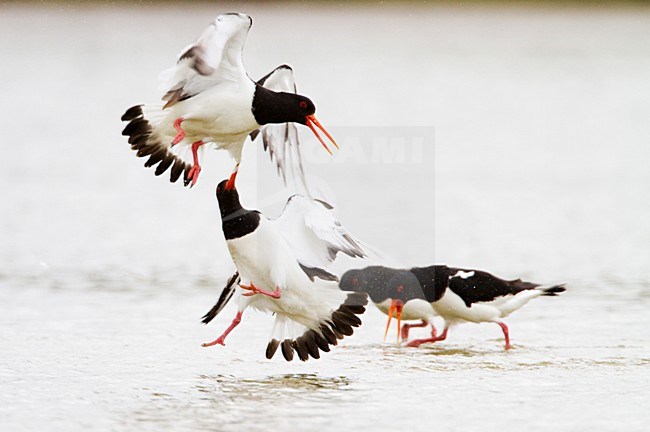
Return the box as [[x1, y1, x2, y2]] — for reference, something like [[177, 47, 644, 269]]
[[1, 2, 649, 431]]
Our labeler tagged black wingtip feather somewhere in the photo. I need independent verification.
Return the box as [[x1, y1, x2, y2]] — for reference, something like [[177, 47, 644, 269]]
[[266, 339, 280, 359], [155, 155, 175, 176], [122, 117, 149, 137], [121, 105, 143, 121], [270, 292, 368, 362], [201, 273, 240, 325], [144, 147, 167, 167], [293, 340, 309, 362], [541, 284, 566, 296], [281, 339, 294, 361]]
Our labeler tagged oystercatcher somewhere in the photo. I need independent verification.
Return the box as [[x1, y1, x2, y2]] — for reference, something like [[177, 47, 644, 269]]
[[121, 13, 337, 188], [339, 266, 438, 344], [201, 180, 368, 361], [340, 265, 566, 349]]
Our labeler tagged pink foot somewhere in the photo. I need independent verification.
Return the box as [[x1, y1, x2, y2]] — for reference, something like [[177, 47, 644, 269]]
[[171, 117, 185, 146], [186, 140, 204, 186], [202, 311, 242, 347], [497, 322, 511, 350], [240, 283, 281, 299], [405, 327, 448, 348], [187, 164, 202, 187]]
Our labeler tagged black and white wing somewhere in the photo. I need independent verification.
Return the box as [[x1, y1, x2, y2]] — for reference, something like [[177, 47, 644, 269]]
[[251, 65, 310, 194], [160, 13, 252, 108], [272, 195, 366, 281], [201, 272, 241, 324]]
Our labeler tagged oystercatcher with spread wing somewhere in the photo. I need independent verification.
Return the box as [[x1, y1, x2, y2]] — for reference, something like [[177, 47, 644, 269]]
[[121, 13, 337, 189], [201, 180, 367, 361], [341, 265, 565, 349]]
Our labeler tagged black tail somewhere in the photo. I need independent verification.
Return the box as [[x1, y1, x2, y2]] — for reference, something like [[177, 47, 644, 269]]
[[265, 292, 369, 362], [201, 273, 240, 324], [541, 284, 566, 296]]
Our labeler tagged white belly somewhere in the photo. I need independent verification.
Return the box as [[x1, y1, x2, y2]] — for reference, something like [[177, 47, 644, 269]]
[[431, 290, 501, 324], [159, 80, 258, 150]]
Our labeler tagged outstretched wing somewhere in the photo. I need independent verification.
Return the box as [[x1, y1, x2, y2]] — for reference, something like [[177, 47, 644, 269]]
[[201, 272, 241, 324], [159, 13, 252, 108], [272, 195, 366, 278], [251, 65, 311, 194]]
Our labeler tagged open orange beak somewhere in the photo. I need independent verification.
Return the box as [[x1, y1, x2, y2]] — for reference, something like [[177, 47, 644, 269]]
[[306, 115, 339, 155], [383, 299, 404, 344]]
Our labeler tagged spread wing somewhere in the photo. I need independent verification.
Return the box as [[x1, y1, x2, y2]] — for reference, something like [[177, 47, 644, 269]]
[[159, 13, 252, 108], [251, 65, 311, 195], [272, 195, 366, 277]]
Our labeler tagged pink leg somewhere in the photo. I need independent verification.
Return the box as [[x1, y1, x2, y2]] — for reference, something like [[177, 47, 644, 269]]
[[497, 322, 511, 350], [400, 320, 428, 341], [405, 326, 448, 348], [171, 117, 185, 146], [202, 311, 242, 347], [240, 283, 281, 299], [186, 140, 204, 186]]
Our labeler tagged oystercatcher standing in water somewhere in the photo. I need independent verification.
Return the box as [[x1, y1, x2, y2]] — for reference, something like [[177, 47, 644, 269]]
[[339, 266, 438, 344], [121, 13, 337, 189], [201, 180, 368, 361], [341, 265, 565, 349]]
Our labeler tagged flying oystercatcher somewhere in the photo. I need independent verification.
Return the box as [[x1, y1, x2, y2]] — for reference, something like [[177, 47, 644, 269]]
[[121, 13, 337, 188], [341, 265, 566, 349], [201, 180, 368, 361], [339, 266, 438, 344]]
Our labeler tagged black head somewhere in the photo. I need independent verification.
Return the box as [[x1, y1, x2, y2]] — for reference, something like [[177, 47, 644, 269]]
[[215, 179, 261, 240], [253, 86, 316, 126], [216, 179, 242, 220], [340, 266, 426, 304]]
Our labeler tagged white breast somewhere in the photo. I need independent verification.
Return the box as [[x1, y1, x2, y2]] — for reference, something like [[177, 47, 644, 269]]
[[375, 298, 437, 322], [158, 80, 258, 152]]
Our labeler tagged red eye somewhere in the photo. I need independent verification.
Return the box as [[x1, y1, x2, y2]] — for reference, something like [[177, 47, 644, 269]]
[[299, 101, 308, 109], [351, 277, 359, 286], [397, 285, 404, 293]]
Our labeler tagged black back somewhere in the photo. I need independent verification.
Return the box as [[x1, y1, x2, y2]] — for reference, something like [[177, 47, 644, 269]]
[[445, 269, 540, 307], [342, 265, 543, 308], [216, 180, 260, 240]]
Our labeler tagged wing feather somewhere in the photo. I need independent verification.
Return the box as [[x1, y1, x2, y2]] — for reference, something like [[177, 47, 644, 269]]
[[251, 65, 312, 195], [159, 14, 252, 108], [273, 195, 366, 271]]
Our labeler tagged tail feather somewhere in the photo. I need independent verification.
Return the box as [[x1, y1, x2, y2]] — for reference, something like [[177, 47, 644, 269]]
[[541, 284, 566, 296], [120, 104, 192, 186], [265, 291, 368, 362]]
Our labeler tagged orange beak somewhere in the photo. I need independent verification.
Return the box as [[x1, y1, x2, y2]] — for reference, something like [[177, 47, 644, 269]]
[[383, 299, 404, 344], [306, 115, 339, 155], [224, 169, 238, 191]]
